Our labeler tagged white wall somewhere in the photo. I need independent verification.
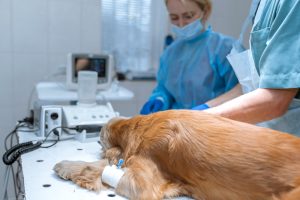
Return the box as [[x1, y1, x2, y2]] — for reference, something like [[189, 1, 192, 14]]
[[0, 0, 101, 199], [210, 0, 252, 47], [0, 0, 252, 199]]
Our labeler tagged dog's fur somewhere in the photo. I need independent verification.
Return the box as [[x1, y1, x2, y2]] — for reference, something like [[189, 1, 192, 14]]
[[54, 110, 300, 200]]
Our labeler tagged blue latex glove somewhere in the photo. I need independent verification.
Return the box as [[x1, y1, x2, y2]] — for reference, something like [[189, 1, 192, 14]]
[[192, 103, 210, 111], [140, 99, 164, 115]]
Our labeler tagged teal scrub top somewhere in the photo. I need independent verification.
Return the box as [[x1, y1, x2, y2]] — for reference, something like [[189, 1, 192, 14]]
[[251, 0, 300, 89]]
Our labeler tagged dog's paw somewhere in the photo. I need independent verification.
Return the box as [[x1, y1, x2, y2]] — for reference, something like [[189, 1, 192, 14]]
[[73, 174, 104, 191], [53, 160, 88, 180], [104, 147, 123, 165], [74, 165, 108, 191], [54, 160, 109, 191]]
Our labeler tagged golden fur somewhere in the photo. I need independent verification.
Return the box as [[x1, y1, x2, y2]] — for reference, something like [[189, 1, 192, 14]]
[[54, 110, 300, 200]]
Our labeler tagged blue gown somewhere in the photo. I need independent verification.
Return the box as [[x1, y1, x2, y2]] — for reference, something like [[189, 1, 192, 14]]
[[149, 28, 238, 110]]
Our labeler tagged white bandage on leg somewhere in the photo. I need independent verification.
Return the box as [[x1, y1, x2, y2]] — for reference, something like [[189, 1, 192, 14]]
[[101, 165, 125, 188]]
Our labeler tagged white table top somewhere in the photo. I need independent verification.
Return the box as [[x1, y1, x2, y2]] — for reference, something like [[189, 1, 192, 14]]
[[19, 131, 126, 200], [36, 82, 134, 102], [18, 131, 192, 200]]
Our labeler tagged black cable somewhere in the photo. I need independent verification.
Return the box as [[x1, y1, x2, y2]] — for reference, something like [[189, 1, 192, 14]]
[[14, 129, 23, 199], [74, 125, 102, 133], [2, 121, 32, 200], [2, 122, 101, 199], [40, 126, 73, 147], [7, 122, 29, 198], [11, 127, 18, 198], [4, 122, 27, 151], [41, 127, 59, 144], [2, 127, 61, 165], [3, 124, 91, 165], [10, 166, 18, 198], [3, 121, 39, 166], [40, 127, 60, 148], [3, 125, 76, 166], [15, 159, 25, 200], [2, 119, 78, 199], [3, 141, 43, 165], [9, 124, 18, 198]]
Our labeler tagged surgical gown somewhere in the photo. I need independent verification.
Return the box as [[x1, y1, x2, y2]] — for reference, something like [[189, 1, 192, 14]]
[[149, 28, 238, 109]]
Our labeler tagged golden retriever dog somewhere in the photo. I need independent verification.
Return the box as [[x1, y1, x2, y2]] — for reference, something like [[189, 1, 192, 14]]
[[54, 110, 300, 200]]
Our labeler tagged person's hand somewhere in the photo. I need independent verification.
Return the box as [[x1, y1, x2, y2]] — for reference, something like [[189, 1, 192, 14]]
[[192, 104, 210, 111], [140, 99, 164, 115]]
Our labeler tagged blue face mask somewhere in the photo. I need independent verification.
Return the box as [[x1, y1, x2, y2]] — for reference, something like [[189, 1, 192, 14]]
[[171, 19, 203, 39]]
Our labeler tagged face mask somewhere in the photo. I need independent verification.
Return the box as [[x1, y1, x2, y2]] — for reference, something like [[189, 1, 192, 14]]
[[171, 19, 203, 39]]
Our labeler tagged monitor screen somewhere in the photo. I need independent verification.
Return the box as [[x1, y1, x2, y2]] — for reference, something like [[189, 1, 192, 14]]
[[66, 53, 113, 90], [74, 57, 107, 79]]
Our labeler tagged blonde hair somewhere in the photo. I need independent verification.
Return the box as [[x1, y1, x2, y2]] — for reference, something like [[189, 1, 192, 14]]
[[165, 0, 212, 21]]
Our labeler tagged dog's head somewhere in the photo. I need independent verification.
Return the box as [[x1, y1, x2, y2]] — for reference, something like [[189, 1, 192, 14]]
[[99, 117, 128, 151]]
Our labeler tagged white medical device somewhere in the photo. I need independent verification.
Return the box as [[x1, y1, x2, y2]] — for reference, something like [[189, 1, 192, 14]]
[[32, 53, 123, 142], [36, 103, 119, 142], [66, 53, 114, 90], [37, 105, 63, 140], [62, 103, 117, 129]]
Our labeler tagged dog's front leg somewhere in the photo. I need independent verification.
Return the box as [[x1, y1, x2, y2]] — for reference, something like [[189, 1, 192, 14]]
[[281, 187, 300, 200], [102, 146, 123, 165], [54, 159, 109, 191], [114, 156, 167, 200]]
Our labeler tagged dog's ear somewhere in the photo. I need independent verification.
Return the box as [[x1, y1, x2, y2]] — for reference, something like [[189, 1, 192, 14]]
[[104, 116, 132, 148], [108, 117, 130, 133], [109, 116, 147, 159], [99, 117, 128, 150], [108, 116, 129, 125]]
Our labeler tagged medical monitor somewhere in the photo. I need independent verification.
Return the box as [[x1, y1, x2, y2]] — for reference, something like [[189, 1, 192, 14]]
[[66, 53, 113, 90]]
